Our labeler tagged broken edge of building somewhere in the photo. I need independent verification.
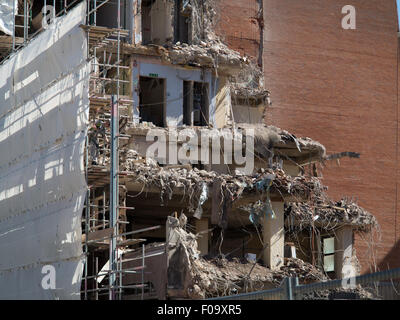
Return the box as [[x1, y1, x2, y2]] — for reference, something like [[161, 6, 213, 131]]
[[0, 0, 378, 300]]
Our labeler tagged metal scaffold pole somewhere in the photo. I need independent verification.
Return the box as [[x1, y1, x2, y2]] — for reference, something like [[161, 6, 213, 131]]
[[12, 0, 16, 51], [84, 135, 90, 300], [80, 0, 145, 300], [109, 94, 119, 300]]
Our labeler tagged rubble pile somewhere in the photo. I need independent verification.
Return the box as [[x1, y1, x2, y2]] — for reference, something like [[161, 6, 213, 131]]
[[189, 0, 219, 43], [167, 215, 328, 299], [230, 62, 271, 105], [286, 197, 378, 231], [180, 0, 271, 105], [124, 123, 326, 161], [230, 85, 271, 105], [279, 258, 327, 282], [236, 123, 326, 159], [167, 0, 264, 77], [169, 40, 246, 69], [121, 147, 324, 210]]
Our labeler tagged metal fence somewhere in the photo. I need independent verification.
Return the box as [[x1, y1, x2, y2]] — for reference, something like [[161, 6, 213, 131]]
[[209, 268, 400, 300]]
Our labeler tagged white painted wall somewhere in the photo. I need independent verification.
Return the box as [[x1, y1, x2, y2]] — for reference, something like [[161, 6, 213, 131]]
[[132, 62, 218, 127]]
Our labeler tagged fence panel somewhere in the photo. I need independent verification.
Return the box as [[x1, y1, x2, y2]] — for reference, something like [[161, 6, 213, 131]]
[[209, 268, 400, 300]]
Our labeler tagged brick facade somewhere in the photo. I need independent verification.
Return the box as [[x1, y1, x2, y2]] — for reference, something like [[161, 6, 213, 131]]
[[217, 0, 400, 273]]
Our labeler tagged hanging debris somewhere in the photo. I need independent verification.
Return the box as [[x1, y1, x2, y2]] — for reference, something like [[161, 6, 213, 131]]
[[166, 214, 328, 299], [285, 197, 378, 231]]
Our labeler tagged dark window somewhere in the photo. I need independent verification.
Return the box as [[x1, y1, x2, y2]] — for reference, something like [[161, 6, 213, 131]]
[[183, 81, 209, 126], [174, 0, 189, 44], [139, 76, 166, 127]]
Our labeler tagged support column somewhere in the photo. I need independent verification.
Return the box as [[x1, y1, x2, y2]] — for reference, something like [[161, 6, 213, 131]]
[[195, 218, 209, 255], [132, 0, 142, 45], [262, 201, 284, 270], [335, 226, 355, 279], [109, 95, 119, 300]]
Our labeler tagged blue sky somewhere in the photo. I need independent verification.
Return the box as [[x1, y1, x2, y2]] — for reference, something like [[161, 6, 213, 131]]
[[397, 0, 400, 29]]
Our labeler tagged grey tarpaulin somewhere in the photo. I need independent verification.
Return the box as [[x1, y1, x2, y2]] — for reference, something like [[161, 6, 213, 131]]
[[0, 2, 88, 299], [250, 174, 276, 225], [0, 0, 18, 35], [194, 182, 208, 219]]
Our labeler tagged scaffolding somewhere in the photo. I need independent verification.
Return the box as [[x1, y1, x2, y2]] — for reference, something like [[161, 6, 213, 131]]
[[82, 0, 157, 300], [0, 0, 157, 300]]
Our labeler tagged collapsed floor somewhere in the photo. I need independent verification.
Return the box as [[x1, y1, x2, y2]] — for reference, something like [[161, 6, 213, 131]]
[[78, 0, 381, 299], [0, 0, 388, 301], [86, 103, 379, 300], [166, 215, 377, 300]]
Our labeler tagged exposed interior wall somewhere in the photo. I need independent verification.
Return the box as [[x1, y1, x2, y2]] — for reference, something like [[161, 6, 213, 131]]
[[196, 218, 209, 255], [132, 0, 142, 44], [286, 231, 313, 263], [283, 161, 301, 177], [141, 0, 152, 44], [122, 244, 167, 300], [287, 230, 336, 276], [151, 0, 174, 44], [141, 0, 174, 45], [132, 60, 215, 127], [220, 230, 264, 260], [232, 104, 264, 124], [214, 78, 231, 128]]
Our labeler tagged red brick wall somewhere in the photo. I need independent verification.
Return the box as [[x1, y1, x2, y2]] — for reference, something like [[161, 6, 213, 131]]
[[215, 0, 261, 63], [217, 0, 400, 273]]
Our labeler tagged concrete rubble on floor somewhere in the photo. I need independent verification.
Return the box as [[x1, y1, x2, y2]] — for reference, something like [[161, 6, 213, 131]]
[[165, 214, 376, 299], [75, 0, 381, 299], [286, 197, 378, 231]]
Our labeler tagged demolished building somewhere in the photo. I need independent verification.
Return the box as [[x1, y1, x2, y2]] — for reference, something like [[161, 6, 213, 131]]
[[0, 0, 378, 299]]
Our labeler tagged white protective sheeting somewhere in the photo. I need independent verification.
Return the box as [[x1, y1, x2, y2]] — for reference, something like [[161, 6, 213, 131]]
[[0, 0, 18, 35], [0, 2, 89, 299]]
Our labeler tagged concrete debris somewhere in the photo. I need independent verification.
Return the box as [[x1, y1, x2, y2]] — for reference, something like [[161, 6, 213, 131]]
[[325, 151, 361, 161], [230, 61, 271, 105], [230, 85, 271, 105], [236, 123, 327, 159], [193, 182, 208, 219], [123, 123, 326, 162], [120, 149, 322, 214], [169, 40, 246, 70], [286, 197, 378, 231], [239, 124, 281, 158], [167, 215, 328, 299], [279, 258, 327, 282], [189, 0, 219, 44], [180, 0, 270, 102], [186, 257, 328, 299], [242, 179, 378, 231]]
